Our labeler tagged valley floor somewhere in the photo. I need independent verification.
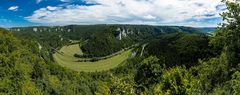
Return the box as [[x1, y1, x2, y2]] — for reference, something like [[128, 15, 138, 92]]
[[53, 44, 132, 72]]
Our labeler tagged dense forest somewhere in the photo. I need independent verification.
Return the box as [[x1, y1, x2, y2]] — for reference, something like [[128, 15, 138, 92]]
[[10, 25, 202, 57], [1, 0, 240, 95]]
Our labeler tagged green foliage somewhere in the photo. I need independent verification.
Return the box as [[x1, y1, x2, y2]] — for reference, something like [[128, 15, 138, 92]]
[[11, 25, 203, 58], [146, 32, 210, 67], [2, 1, 240, 94], [0, 28, 42, 94], [135, 56, 163, 86], [0, 28, 97, 95], [189, 1, 240, 94], [231, 71, 240, 94], [81, 31, 124, 57], [95, 81, 110, 95], [192, 53, 230, 94], [153, 66, 197, 95], [108, 76, 135, 95], [215, 0, 240, 68]]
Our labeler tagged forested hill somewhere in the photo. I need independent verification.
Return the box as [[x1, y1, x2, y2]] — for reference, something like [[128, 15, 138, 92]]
[[0, 28, 111, 94], [10, 25, 203, 41], [0, 28, 47, 94], [1, 1, 240, 95], [10, 25, 203, 57], [10, 25, 202, 34]]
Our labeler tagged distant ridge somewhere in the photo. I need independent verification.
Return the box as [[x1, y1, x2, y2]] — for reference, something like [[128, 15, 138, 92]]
[[196, 27, 216, 33]]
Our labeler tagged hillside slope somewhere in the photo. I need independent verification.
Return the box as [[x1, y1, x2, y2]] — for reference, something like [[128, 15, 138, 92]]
[[0, 28, 98, 94], [11, 25, 203, 57]]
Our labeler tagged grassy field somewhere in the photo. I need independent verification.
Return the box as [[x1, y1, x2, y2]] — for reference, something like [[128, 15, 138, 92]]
[[59, 44, 83, 56], [53, 44, 132, 72]]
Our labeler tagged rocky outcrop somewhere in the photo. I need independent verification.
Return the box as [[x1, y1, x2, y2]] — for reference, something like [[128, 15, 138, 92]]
[[116, 27, 132, 40]]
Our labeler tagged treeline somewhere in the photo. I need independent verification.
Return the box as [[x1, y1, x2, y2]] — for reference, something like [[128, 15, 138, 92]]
[[80, 30, 133, 57], [80, 25, 203, 57], [11, 24, 204, 58], [0, 28, 123, 95], [145, 32, 211, 67], [134, 1, 240, 94], [1, 1, 240, 94]]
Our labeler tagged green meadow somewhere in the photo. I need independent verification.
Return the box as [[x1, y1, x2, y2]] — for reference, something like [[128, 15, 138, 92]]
[[53, 44, 132, 72]]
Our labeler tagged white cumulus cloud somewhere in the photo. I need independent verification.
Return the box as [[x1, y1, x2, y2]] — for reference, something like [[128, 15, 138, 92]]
[[26, 0, 225, 27], [46, 6, 58, 11], [8, 6, 19, 11]]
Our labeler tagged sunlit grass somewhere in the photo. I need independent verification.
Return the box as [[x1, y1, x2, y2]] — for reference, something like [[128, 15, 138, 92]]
[[53, 44, 132, 72]]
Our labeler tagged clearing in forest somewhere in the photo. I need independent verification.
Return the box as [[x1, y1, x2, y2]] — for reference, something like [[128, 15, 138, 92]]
[[53, 44, 132, 72]]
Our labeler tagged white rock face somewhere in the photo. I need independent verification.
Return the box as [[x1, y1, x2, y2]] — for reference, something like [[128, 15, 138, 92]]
[[33, 28, 37, 32], [116, 28, 122, 40], [67, 29, 71, 32], [130, 30, 134, 34], [122, 29, 127, 37], [116, 28, 121, 31], [38, 43, 42, 51], [116, 27, 129, 40]]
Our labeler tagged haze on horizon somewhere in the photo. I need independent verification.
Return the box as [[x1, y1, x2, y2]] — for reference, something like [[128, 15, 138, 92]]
[[0, 0, 226, 27]]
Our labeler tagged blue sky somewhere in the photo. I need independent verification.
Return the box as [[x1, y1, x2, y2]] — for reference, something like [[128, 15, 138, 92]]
[[0, 0, 225, 27]]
